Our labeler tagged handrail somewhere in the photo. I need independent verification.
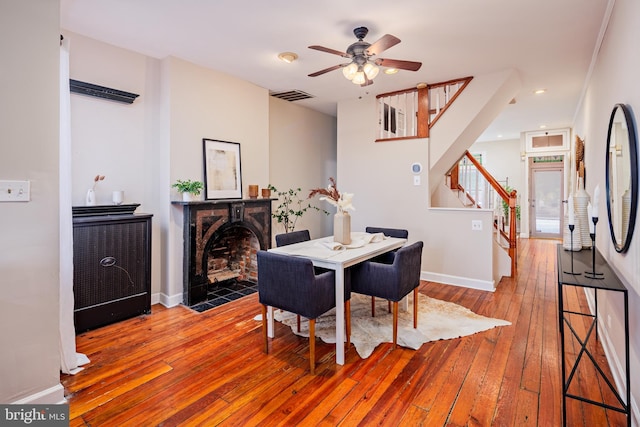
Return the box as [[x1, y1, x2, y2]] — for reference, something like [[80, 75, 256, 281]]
[[462, 151, 518, 276]]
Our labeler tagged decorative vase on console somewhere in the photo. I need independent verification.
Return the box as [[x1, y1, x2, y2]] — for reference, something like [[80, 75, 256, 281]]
[[86, 189, 96, 206], [85, 174, 104, 206], [574, 179, 591, 248], [334, 210, 351, 245]]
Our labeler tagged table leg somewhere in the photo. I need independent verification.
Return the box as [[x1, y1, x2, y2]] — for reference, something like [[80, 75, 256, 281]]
[[335, 267, 345, 365]]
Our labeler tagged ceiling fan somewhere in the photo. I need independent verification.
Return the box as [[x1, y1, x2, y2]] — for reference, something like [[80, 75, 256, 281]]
[[308, 26, 422, 86]]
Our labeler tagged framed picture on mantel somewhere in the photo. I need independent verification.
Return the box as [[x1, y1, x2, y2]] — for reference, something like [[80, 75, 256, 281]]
[[203, 138, 242, 200]]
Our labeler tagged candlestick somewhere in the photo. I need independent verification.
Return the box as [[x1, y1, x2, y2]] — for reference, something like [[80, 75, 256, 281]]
[[593, 184, 600, 216], [563, 224, 580, 275], [585, 216, 604, 279], [587, 203, 595, 234]]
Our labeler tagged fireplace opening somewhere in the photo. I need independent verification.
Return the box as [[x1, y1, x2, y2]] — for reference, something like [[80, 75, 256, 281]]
[[190, 224, 260, 312]]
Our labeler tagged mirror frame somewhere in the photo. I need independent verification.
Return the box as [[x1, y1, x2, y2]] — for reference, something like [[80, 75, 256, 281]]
[[605, 103, 638, 253]]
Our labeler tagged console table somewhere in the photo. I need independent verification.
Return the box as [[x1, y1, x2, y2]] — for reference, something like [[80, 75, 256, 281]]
[[556, 244, 630, 427]]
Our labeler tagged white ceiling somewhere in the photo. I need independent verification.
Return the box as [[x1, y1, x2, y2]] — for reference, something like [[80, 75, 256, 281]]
[[60, 0, 611, 142]]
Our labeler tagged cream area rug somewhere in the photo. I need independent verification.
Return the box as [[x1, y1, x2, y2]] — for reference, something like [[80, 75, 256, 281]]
[[272, 293, 511, 359]]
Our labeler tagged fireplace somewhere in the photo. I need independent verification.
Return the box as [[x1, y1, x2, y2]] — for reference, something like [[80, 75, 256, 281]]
[[175, 199, 272, 306]]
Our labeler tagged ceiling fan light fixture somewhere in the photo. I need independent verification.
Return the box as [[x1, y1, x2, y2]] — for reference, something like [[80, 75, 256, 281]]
[[278, 52, 298, 63], [342, 63, 358, 80], [352, 70, 366, 85], [384, 68, 399, 75], [363, 62, 379, 80]]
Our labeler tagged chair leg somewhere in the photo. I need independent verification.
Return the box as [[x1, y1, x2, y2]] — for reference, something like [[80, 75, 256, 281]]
[[413, 288, 418, 328], [297, 314, 301, 332], [392, 301, 398, 350], [371, 296, 376, 317], [346, 299, 351, 348], [261, 305, 268, 354], [309, 318, 316, 375], [388, 300, 391, 313]]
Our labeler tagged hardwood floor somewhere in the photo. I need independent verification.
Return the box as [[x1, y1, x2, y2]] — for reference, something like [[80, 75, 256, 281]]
[[62, 238, 627, 426]]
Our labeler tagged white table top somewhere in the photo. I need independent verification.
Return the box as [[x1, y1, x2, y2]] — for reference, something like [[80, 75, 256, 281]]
[[269, 232, 407, 270]]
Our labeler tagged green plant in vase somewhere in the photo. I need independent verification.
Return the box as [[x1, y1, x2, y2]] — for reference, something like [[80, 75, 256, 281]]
[[268, 184, 329, 233], [173, 179, 204, 201]]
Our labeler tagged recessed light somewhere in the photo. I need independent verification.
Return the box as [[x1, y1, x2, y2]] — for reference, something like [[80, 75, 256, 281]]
[[384, 68, 399, 75], [497, 134, 503, 138], [416, 82, 427, 89], [534, 88, 547, 95], [277, 52, 298, 63], [539, 124, 547, 129]]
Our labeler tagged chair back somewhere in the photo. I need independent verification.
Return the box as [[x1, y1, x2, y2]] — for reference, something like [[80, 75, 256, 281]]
[[275, 230, 311, 247], [257, 250, 335, 319], [365, 227, 408, 239], [393, 241, 424, 298]]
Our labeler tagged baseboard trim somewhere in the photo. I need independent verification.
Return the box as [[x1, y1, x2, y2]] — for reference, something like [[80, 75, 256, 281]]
[[421, 271, 495, 292], [11, 383, 66, 405], [158, 292, 183, 308]]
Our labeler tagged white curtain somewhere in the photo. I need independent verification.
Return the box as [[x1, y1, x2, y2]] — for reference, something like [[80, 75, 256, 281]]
[[59, 37, 89, 374]]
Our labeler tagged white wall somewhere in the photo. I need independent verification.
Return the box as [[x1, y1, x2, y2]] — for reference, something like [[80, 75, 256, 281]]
[[0, 0, 63, 403], [337, 96, 495, 290], [269, 97, 336, 238], [573, 0, 640, 418]]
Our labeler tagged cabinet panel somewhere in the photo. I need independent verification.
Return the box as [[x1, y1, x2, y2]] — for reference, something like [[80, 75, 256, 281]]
[[73, 214, 152, 333]]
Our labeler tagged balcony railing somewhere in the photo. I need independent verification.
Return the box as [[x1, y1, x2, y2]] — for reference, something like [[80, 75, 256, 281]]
[[375, 76, 473, 142]]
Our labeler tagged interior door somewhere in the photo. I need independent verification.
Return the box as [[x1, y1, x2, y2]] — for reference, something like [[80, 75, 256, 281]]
[[529, 156, 564, 238]]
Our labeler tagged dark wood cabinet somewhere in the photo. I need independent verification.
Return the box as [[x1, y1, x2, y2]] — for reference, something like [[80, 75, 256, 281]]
[[72, 213, 152, 333]]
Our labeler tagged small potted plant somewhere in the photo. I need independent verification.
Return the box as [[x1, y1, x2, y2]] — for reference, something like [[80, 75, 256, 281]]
[[172, 179, 204, 202]]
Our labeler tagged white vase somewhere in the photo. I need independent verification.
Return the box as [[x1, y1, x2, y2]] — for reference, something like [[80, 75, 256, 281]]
[[86, 189, 96, 206], [182, 192, 194, 202], [333, 211, 351, 245], [574, 185, 591, 248]]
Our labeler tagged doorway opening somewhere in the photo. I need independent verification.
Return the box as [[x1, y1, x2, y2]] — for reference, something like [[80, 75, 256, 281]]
[[529, 155, 564, 238]]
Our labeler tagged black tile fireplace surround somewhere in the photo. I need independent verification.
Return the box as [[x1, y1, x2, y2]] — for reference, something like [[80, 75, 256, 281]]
[[173, 199, 273, 306]]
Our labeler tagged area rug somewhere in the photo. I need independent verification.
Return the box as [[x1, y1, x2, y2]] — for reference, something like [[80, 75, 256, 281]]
[[272, 293, 511, 359]]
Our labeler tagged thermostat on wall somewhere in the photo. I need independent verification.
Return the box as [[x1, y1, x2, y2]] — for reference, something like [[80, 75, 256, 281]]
[[411, 163, 422, 174]]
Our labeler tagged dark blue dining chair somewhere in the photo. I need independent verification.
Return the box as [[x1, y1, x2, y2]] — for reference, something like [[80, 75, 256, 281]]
[[258, 250, 337, 374], [365, 227, 409, 315], [275, 230, 351, 345], [275, 229, 310, 247], [350, 241, 424, 349]]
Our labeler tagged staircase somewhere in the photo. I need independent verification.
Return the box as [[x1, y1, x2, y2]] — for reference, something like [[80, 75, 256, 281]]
[[446, 151, 518, 277]]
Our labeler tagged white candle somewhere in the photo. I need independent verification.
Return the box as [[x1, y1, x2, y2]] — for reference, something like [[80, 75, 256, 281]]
[[568, 196, 575, 226], [587, 202, 595, 233], [112, 190, 124, 205], [592, 184, 600, 218]]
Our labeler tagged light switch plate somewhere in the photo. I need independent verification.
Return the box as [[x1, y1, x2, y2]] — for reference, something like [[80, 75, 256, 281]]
[[0, 180, 30, 202], [413, 175, 421, 186], [471, 220, 482, 231]]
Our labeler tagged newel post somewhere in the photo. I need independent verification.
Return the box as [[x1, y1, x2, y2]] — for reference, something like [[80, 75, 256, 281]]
[[509, 189, 518, 275]]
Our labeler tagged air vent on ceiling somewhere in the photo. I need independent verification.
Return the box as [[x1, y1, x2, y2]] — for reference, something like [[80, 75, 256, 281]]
[[270, 90, 314, 102], [69, 79, 140, 104]]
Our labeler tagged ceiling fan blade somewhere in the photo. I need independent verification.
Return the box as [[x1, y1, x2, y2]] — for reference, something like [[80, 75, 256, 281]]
[[308, 63, 348, 77], [308, 45, 350, 58], [375, 58, 422, 71], [366, 34, 401, 56]]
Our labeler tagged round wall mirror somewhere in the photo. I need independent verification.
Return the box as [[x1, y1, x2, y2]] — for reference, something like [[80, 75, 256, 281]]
[[605, 103, 638, 253]]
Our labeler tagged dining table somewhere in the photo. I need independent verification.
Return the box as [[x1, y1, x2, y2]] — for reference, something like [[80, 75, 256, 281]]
[[267, 231, 407, 365]]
